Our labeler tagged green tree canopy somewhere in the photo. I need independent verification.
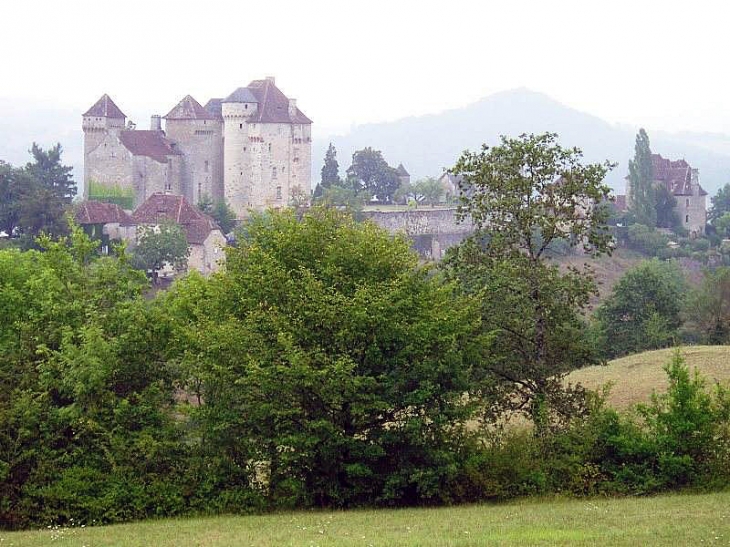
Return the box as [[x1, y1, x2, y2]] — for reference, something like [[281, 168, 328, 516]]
[[628, 129, 657, 227], [594, 259, 686, 358], [445, 132, 614, 429], [655, 184, 681, 231], [131, 220, 189, 280], [346, 147, 400, 203], [413, 177, 445, 207], [681, 267, 730, 344], [26, 142, 76, 203], [709, 183, 730, 222], [165, 208, 483, 507], [314, 142, 342, 198]]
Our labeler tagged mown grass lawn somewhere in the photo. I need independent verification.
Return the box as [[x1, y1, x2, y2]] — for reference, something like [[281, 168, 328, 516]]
[[3, 491, 730, 546]]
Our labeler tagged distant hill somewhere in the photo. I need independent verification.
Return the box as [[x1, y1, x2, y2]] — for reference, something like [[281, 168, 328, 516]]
[[567, 346, 730, 410], [314, 88, 730, 196]]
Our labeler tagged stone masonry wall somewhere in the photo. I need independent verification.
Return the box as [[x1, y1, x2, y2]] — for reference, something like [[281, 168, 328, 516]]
[[165, 119, 224, 205]]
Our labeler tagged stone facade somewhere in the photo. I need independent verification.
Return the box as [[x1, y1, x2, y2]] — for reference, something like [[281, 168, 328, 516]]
[[82, 78, 311, 217]]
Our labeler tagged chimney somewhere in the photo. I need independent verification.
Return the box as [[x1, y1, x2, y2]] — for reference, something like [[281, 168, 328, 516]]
[[265, 76, 275, 85], [288, 98, 297, 116], [150, 115, 162, 131]]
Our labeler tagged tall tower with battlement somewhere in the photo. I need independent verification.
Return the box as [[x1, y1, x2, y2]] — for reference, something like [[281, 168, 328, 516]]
[[82, 94, 126, 199]]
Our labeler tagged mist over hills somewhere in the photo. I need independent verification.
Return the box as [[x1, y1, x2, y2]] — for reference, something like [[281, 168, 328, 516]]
[[314, 89, 730, 196], [2, 90, 730, 198]]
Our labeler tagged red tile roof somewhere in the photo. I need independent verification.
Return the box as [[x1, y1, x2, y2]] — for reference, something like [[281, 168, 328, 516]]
[[131, 193, 220, 244], [164, 95, 216, 121], [83, 94, 126, 119], [651, 154, 706, 196], [241, 79, 312, 124], [119, 130, 181, 163], [75, 200, 134, 225]]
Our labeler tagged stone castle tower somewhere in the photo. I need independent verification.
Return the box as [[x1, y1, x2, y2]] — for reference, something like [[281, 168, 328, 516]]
[[82, 77, 311, 217]]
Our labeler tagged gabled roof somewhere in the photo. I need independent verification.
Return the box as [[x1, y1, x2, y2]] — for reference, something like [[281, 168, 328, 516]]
[[83, 94, 126, 119], [239, 79, 312, 124], [131, 193, 221, 245], [651, 153, 706, 197], [204, 98, 224, 120], [164, 95, 216, 121], [222, 87, 259, 104], [119, 130, 182, 163], [75, 200, 134, 225], [396, 163, 409, 177]]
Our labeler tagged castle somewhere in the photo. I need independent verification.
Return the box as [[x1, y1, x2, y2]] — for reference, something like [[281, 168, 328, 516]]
[[623, 153, 707, 236], [82, 77, 312, 218]]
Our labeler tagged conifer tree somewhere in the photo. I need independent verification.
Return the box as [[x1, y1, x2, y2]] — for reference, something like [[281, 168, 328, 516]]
[[314, 142, 341, 198], [628, 129, 656, 227]]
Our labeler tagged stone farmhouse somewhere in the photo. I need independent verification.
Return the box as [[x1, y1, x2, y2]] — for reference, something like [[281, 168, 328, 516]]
[[75, 194, 226, 276], [82, 77, 312, 219], [622, 153, 707, 235]]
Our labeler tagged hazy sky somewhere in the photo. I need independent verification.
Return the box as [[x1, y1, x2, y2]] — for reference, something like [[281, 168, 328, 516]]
[[4, 0, 730, 136]]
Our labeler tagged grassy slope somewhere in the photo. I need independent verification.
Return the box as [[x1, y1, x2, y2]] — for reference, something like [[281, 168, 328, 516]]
[[4, 492, 730, 546], [567, 346, 730, 410]]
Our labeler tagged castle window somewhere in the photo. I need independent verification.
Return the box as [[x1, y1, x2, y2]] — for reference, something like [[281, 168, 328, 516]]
[[240, 123, 243, 129], [686, 215, 690, 223], [272, 167, 277, 179], [204, 160, 209, 173], [243, 147, 247, 152], [245, 104, 248, 110], [276, 186, 282, 200], [686, 198, 690, 207], [268, 143, 272, 153]]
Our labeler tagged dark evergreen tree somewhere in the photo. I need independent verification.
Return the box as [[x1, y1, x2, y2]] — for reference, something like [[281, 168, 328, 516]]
[[25, 143, 77, 203], [655, 184, 681, 230], [628, 129, 656, 227], [314, 143, 342, 198]]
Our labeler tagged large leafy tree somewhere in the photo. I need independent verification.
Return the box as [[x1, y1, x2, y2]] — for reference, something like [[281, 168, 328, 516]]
[[131, 220, 190, 280], [682, 267, 730, 344], [413, 177, 445, 207], [166, 208, 482, 507], [594, 259, 686, 358], [628, 129, 656, 227], [346, 147, 400, 203], [709, 183, 730, 222], [444, 132, 614, 430]]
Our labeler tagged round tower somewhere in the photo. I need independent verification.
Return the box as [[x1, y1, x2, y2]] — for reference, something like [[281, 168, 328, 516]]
[[222, 87, 259, 218], [82, 94, 126, 199]]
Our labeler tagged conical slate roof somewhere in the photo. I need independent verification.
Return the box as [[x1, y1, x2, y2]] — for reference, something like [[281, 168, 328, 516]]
[[396, 163, 409, 177], [164, 95, 215, 120], [83, 94, 126, 119]]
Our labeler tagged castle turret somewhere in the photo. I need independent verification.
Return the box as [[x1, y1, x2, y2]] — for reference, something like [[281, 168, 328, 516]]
[[164, 95, 224, 204], [222, 87, 259, 216], [82, 94, 126, 198]]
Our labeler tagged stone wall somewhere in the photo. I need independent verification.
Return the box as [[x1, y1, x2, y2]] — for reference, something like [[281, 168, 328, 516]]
[[165, 118, 224, 205], [363, 208, 473, 259], [85, 133, 135, 198]]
